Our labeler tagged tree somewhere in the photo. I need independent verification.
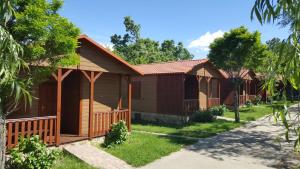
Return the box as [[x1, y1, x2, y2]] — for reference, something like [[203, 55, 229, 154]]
[[111, 16, 193, 64], [208, 26, 269, 122], [251, 0, 300, 150], [0, 0, 80, 168]]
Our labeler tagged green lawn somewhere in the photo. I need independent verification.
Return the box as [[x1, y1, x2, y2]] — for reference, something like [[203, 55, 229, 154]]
[[132, 119, 242, 138], [224, 101, 297, 121], [100, 132, 195, 167], [52, 152, 96, 169]]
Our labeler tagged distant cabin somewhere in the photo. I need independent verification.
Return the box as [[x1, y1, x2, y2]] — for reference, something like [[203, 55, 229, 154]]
[[131, 59, 225, 124]]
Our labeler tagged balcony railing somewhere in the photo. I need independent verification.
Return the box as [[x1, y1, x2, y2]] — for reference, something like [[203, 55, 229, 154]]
[[239, 95, 247, 105], [208, 98, 220, 108], [6, 116, 57, 149], [93, 109, 130, 137]]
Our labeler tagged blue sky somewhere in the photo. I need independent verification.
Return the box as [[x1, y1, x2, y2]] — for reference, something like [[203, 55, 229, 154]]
[[60, 0, 289, 59]]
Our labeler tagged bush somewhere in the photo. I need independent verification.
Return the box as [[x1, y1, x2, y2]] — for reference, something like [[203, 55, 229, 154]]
[[8, 135, 59, 169], [193, 111, 215, 122], [104, 120, 129, 148], [209, 105, 227, 116], [245, 100, 253, 108], [252, 95, 262, 105]]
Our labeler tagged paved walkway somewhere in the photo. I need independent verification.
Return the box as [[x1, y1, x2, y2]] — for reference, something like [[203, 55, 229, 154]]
[[140, 105, 299, 169], [64, 144, 133, 169]]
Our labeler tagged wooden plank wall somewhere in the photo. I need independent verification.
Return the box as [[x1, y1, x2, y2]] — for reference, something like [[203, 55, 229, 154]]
[[131, 76, 158, 113]]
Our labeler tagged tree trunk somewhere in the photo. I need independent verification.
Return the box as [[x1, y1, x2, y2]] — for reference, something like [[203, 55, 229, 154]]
[[234, 84, 240, 123], [0, 116, 6, 169]]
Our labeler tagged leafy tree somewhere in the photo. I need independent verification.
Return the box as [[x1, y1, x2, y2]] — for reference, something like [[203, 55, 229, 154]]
[[208, 26, 269, 122], [251, 0, 300, 150], [0, 0, 80, 168], [111, 16, 193, 64]]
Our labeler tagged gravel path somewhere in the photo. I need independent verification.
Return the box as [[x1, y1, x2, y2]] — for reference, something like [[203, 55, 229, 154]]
[[140, 105, 299, 169]]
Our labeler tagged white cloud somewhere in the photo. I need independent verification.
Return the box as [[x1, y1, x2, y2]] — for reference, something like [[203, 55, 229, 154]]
[[98, 42, 114, 51], [188, 30, 225, 51]]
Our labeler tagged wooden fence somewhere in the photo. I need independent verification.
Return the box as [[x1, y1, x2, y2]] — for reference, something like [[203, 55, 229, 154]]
[[93, 109, 130, 137], [6, 116, 57, 149]]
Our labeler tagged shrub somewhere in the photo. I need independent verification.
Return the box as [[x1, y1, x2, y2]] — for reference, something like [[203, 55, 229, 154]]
[[8, 135, 59, 169], [245, 100, 253, 108], [193, 110, 215, 122], [209, 105, 227, 116], [104, 120, 129, 148], [252, 95, 262, 105]]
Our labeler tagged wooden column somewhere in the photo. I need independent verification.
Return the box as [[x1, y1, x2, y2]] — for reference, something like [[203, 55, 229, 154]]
[[196, 76, 202, 110], [118, 75, 123, 109], [127, 76, 132, 131], [81, 70, 102, 138], [56, 69, 62, 146], [206, 77, 211, 109], [52, 68, 73, 146]]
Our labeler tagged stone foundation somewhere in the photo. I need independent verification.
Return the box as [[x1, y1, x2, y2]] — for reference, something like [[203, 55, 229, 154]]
[[132, 111, 191, 125]]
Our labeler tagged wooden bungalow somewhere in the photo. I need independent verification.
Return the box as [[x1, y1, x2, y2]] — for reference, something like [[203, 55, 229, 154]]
[[131, 59, 225, 124], [6, 35, 143, 149], [220, 69, 266, 107]]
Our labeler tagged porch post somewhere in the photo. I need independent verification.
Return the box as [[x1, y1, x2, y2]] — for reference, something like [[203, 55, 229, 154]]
[[56, 68, 62, 146], [127, 76, 132, 131], [118, 75, 123, 109], [89, 72, 95, 138], [196, 76, 202, 110], [206, 77, 211, 109]]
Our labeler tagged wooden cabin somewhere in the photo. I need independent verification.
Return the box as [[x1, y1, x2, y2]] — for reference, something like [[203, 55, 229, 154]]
[[6, 35, 143, 149], [131, 59, 225, 124], [220, 69, 266, 107]]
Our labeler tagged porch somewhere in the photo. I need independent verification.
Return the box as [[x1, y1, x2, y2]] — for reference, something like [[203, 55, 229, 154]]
[[183, 75, 221, 113], [6, 68, 132, 149]]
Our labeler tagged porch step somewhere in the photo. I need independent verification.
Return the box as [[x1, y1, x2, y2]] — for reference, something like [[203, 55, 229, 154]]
[[63, 144, 133, 169]]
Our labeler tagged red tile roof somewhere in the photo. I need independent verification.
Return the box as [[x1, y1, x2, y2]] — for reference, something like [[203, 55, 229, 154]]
[[134, 59, 209, 74]]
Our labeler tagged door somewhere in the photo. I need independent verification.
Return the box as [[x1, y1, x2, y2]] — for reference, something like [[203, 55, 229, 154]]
[[38, 81, 57, 116], [199, 78, 207, 110]]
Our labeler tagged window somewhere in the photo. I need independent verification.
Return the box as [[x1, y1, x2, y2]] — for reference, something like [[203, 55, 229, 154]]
[[132, 81, 141, 100]]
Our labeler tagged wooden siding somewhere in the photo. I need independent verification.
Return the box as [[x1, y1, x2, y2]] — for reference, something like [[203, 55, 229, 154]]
[[189, 63, 223, 78], [81, 73, 126, 135], [79, 40, 135, 75], [132, 76, 158, 113], [157, 74, 184, 115]]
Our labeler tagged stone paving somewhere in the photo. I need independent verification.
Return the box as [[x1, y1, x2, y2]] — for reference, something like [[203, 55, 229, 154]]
[[63, 144, 133, 169]]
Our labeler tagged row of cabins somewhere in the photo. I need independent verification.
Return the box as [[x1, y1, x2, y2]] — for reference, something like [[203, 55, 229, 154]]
[[5, 35, 266, 149]]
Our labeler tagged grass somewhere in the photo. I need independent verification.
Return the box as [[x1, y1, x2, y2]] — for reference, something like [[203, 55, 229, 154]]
[[132, 119, 242, 138], [100, 132, 196, 167], [52, 152, 96, 169], [224, 101, 297, 121]]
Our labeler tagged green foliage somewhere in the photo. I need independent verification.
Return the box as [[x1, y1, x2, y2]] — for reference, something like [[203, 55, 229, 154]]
[[208, 105, 228, 116], [193, 110, 215, 122], [7, 136, 59, 169], [252, 95, 262, 105], [245, 100, 253, 108], [104, 120, 129, 148], [111, 16, 193, 64]]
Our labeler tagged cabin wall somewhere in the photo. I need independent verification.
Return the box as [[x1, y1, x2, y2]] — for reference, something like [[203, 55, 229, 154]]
[[79, 40, 134, 74], [132, 76, 157, 113], [81, 73, 125, 135], [157, 74, 184, 115]]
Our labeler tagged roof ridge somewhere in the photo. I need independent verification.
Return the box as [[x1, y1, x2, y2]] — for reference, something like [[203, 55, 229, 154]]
[[135, 58, 208, 66]]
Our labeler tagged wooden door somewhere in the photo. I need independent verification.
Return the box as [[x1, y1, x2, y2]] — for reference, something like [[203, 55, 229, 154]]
[[38, 81, 57, 116], [199, 78, 207, 110]]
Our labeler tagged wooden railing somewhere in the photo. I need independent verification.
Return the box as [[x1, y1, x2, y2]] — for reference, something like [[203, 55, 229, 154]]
[[239, 95, 247, 105], [248, 95, 256, 101], [208, 98, 220, 108], [93, 109, 130, 137], [183, 99, 199, 113], [6, 116, 57, 149]]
